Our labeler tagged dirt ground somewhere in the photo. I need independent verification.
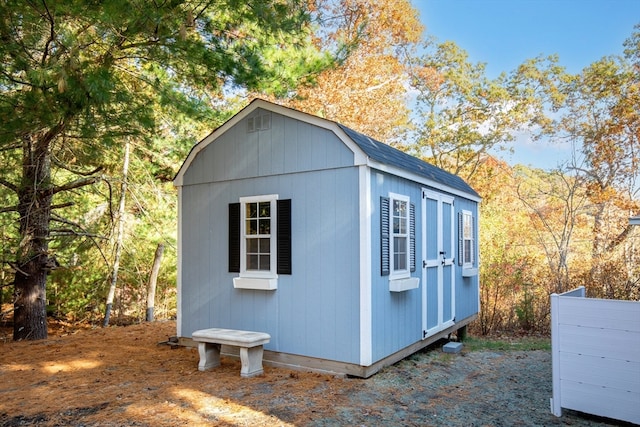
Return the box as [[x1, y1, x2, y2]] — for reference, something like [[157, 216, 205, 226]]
[[0, 320, 629, 426]]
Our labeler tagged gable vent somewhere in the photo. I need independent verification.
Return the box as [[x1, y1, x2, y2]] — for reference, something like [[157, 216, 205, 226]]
[[247, 112, 272, 133]]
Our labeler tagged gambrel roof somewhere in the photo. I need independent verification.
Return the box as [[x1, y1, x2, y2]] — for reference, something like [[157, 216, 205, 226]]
[[338, 124, 480, 199], [174, 99, 480, 201]]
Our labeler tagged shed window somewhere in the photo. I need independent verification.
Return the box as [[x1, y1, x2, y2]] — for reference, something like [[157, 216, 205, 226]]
[[381, 194, 415, 278], [392, 196, 409, 273], [229, 195, 291, 288], [245, 200, 272, 271], [459, 210, 475, 267]]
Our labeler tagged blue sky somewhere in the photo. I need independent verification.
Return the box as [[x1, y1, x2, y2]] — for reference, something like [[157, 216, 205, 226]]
[[413, 0, 640, 169]]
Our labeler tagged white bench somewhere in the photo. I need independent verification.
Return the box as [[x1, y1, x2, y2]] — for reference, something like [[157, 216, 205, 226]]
[[191, 328, 271, 377]]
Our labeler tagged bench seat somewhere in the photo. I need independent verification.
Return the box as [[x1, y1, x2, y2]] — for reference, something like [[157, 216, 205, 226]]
[[192, 328, 271, 377]]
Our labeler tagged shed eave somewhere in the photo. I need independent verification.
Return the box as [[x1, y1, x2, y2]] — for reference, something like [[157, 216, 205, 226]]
[[630, 215, 640, 225], [367, 159, 482, 202]]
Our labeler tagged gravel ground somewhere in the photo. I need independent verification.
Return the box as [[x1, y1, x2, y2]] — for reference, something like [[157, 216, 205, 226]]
[[0, 321, 631, 426], [305, 348, 627, 427]]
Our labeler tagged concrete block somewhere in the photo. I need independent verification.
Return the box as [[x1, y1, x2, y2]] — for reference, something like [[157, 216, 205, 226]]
[[443, 341, 463, 354]]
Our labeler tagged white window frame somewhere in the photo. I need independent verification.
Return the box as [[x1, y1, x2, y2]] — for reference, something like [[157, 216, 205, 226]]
[[389, 192, 411, 280], [239, 194, 278, 279], [462, 210, 474, 268]]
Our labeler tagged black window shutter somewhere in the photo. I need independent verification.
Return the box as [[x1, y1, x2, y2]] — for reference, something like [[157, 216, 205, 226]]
[[229, 203, 240, 272], [458, 211, 463, 266], [410, 203, 416, 272], [277, 199, 292, 275], [380, 197, 390, 276]]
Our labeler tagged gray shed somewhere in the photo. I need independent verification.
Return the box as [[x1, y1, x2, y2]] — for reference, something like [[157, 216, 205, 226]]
[[173, 99, 481, 377]]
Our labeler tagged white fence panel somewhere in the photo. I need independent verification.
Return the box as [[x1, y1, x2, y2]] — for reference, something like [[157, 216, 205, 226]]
[[560, 380, 640, 423], [559, 352, 640, 392], [550, 287, 640, 425]]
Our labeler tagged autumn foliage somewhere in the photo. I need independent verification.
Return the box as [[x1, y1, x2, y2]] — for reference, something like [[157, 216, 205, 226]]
[[0, 2, 638, 339]]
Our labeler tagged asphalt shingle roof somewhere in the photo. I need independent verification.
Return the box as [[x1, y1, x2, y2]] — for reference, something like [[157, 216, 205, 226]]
[[338, 124, 480, 198]]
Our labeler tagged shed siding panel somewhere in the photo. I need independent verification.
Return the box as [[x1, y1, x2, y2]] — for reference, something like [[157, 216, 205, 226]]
[[180, 167, 360, 364], [181, 109, 354, 186], [368, 171, 479, 363], [370, 171, 423, 362], [270, 113, 286, 175], [453, 197, 480, 321]]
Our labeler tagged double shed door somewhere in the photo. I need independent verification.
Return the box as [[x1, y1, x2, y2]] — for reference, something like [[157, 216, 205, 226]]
[[422, 189, 455, 338]]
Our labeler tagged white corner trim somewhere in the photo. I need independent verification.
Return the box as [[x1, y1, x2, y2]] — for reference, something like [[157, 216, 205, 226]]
[[389, 277, 420, 292], [233, 277, 278, 290], [176, 188, 183, 338], [359, 165, 373, 366]]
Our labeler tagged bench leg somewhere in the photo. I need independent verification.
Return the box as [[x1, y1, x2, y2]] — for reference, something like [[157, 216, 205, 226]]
[[239, 345, 264, 377], [197, 342, 221, 371]]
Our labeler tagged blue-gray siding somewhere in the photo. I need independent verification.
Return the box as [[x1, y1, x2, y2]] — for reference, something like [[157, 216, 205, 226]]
[[370, 171, 424, 362], [182, 108, 355, 185], [178, 103, 479, 368], [369, 170, 479, 363], [180, 111, 361, 364], [453, 197, 480, 321]]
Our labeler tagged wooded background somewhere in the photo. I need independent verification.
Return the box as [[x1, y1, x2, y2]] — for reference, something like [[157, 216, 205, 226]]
[[1, 0, 638, 339]]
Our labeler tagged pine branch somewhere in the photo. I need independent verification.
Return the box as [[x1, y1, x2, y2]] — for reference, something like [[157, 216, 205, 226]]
[[49, 229, 106, 239], [50, 175, 102, 196], [1, 202, 75, 215], [51, 202, 74, 210], [40, 0, 56, 66], [51, 158, 103, 177], [0, 142, 22, 152], [0, 205, 19, 214], [0, 177, 18, 193]]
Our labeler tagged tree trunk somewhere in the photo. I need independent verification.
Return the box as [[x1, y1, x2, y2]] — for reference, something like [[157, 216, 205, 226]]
[[13, 132, 54, 340], [103, 141, 130, 327], [146, 243, 164, 322]]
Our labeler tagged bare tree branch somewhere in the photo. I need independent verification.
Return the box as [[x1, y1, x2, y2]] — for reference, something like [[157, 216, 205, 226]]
[[51, 158, 103, 177], [49, 229, 106, 239], [51, 202, 74, 210], [49, 213, 109, 266], [50, 175, 102, 196]]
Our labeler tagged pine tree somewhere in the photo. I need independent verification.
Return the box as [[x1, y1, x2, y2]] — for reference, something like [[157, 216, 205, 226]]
[[0, 0, 333, 340]]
